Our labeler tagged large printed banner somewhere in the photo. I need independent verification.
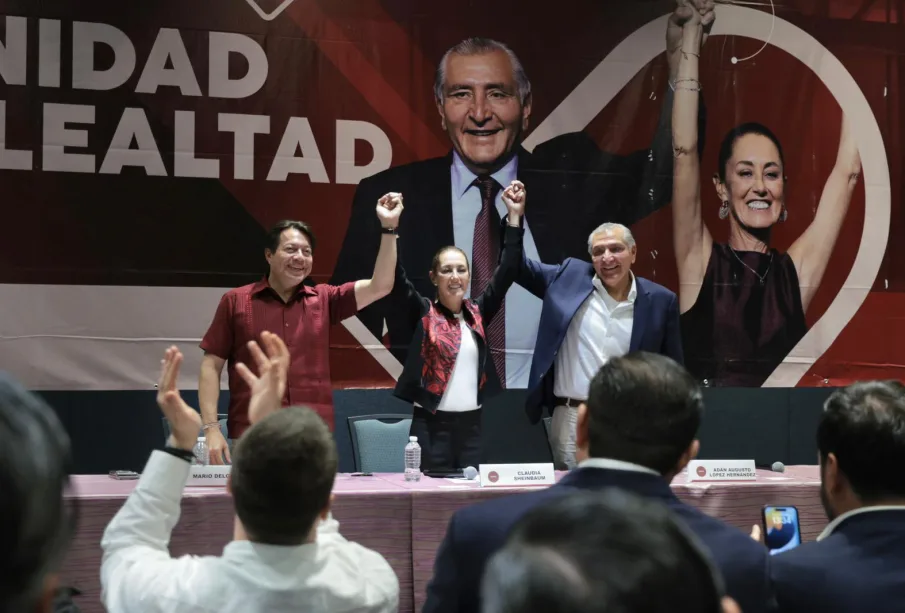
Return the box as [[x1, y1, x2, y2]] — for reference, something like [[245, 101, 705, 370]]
[[0, 0, 901, 391]]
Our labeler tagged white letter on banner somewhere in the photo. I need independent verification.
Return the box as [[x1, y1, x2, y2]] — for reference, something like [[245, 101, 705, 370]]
[[39, 19, 61, 88], [219, 113, 269, 180], [208, 32, 267, 99], [99, 108, 167, 176], [174, 110, 219, 178], [136, 28, 202, 96], [267, 117, 329, 182], [43, 103, 95, 173], [0, 16, 27, 86], [0, 101, 32, 169], [335, 120, 392, 185], [72, 22, 136, 91]]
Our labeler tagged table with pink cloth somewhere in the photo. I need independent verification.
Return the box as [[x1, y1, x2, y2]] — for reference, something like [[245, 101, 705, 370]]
[[62, 466, 823, 612]]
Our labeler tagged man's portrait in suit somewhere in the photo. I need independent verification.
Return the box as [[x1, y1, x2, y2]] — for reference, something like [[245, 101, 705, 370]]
[[333, 10, 697, 388]]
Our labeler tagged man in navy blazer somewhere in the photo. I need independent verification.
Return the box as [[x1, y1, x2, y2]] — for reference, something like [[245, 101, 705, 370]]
[[515, 222, 682, 468], [770, 380, 905, 613], [422, 352, 770, 613]]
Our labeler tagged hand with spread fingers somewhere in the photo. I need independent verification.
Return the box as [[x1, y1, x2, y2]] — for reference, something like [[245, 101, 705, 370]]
[[156, 346, 203, 452], [235, 331, 291, 425]]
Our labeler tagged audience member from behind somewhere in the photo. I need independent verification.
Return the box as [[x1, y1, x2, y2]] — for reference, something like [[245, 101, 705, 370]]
[[770, 380, 905, 612], [423, 352, 770, 613], [101, 332, 398, 613], [481, 489, 740, 613], [0, 373, 75, 613]]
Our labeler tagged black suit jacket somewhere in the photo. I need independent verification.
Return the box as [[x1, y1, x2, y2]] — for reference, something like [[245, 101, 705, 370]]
[[331, 89, 689, 363], [422, 467, 772, 613], [770, 509, 905, 613]]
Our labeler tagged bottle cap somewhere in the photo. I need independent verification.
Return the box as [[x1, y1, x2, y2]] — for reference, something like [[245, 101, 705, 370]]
[[409, 436, 417, 442]]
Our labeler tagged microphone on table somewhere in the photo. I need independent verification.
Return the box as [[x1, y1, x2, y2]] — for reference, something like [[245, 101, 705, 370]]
[[463, 466, 479, 480], [757, 461, 786, 473]]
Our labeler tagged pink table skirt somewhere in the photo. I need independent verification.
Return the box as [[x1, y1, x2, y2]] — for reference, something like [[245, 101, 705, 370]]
[[61, 466, 824, 613]]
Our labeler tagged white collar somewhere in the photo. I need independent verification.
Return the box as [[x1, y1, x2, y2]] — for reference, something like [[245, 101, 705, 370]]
[[450, 151, 519, 198], [577, 457, 659, 476], [592, 272, 637, 305], [817, 505, 905, 541]]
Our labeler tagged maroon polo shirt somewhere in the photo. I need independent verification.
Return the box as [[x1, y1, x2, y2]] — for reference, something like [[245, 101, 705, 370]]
[[200, 277, 358, 437]]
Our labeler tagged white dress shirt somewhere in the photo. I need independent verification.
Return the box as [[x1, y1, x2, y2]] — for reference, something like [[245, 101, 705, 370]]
[[817, 505, 905, 541], [451, 152, 542, 389], [435, 313, 480, 412], [554, 274, 637, 400], [101, 451, 399, 613]]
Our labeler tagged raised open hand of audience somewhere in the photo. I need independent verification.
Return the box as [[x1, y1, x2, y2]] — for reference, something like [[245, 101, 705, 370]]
[[156, 346, 203, 451], [236, 331, 290, 425]]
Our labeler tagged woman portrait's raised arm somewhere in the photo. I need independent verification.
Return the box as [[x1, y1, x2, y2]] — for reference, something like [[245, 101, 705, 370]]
[[787, 115, 861, 312], [671, 5, 715, 314]]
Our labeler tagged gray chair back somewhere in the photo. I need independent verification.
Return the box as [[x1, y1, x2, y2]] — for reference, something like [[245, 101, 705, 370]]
[[162, 414, 228, 443], [348, 414, 412, 473]]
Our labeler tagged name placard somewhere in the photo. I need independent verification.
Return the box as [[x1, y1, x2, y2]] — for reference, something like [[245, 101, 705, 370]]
[[187, 465, 231, 486], [686, 460, 757, 483], [479, 463, 556, 488]]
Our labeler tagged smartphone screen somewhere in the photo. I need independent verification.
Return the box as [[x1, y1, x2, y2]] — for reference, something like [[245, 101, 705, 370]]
[[762, 506, 801, 555]]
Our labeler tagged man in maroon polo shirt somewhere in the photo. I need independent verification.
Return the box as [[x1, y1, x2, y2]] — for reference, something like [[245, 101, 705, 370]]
[[199, 194, 404, 464]]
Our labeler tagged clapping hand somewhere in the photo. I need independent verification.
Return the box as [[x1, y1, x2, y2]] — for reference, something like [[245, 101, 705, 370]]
[[502, 180, 525, 226], [157, 347, 203, 451], [235, 331, 290, 425], [376, 192, 404, 230]]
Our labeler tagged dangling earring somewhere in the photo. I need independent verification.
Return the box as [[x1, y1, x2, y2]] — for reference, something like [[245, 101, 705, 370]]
[[719, 201, 729, 220], [780, 207, 788, 222]]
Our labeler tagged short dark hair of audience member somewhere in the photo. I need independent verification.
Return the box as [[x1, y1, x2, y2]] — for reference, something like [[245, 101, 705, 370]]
[[229, 406, 338, 545], [0, 372, 75, 613], [579, 351, 704, 477], [481, 489, 738, 613], [817, 380, 905, 520]]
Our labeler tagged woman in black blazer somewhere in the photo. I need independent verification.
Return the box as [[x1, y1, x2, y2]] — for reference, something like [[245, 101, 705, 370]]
[[392, 180, 526, 472]]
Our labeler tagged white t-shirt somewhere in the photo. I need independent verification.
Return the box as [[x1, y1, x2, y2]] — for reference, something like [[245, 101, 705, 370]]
[[436, 313, 481, 413]]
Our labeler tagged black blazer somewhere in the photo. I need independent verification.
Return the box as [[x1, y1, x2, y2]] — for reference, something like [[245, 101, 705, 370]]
[[331, 89, 684, 363], [422, 467, 772, 613], [392, 225, 524, 410], [770, 509, 905, 613]]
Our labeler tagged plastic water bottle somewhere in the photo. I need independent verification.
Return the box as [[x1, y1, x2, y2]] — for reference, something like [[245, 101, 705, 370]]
[[192, 437, 209, 465], [404, 436, 421, 482]]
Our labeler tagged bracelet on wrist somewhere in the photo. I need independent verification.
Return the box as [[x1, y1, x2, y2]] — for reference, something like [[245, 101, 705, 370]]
[[381, 227, 397, 235], [202, 422, 221, 431], [163, 446, 195, 463]]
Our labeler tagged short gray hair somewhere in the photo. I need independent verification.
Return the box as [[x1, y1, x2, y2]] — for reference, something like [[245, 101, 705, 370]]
[[587, 223, 635, 254], [434, 38, 532, 105]]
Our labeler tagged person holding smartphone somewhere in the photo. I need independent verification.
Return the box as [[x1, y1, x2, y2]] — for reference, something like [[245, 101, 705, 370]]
[[391, 180, 526, 473], [769, 381, 905, 613]]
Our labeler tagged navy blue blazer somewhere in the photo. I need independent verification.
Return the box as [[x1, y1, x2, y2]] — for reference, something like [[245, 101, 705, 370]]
[[422, 467, 772, 613], [770, 509, 905, 612], [517, 257, 683, 424]]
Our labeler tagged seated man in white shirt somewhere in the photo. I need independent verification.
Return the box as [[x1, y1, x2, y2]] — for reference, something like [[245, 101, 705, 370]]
[[101, 332, 399, 613]]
